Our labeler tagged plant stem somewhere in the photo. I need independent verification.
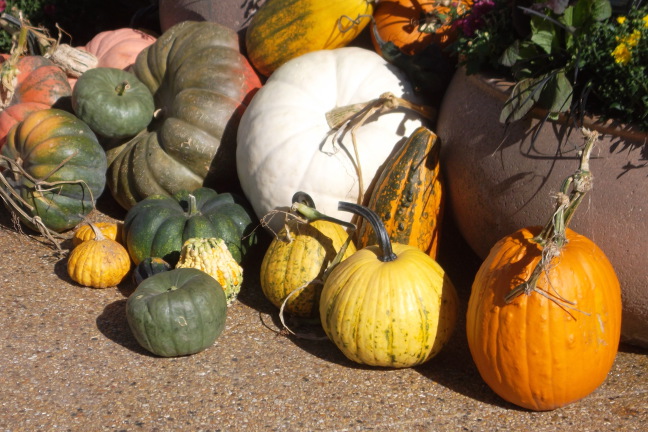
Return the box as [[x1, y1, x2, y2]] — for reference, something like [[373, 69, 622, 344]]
[[505, 127, 599, 304]]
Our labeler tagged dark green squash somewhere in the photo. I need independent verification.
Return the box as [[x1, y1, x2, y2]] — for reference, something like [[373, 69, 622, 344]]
[[132, 257, 172, 285], [125, 268, 228, 357], [72, 67, 155, 139], [0, 109, 107, 233], [105, 20, 261, 210], [122, 187, 257, 266]]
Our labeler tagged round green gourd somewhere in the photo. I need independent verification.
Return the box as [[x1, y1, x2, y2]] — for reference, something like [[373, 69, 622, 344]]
[[122, 187, 257, 266], [0, 108, 107, 233], [72, 67, 155, 139], [132, 257, 172, 285], [125, 268, 228, 357]]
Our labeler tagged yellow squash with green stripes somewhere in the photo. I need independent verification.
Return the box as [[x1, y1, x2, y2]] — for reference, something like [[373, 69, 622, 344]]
[[245, 0, 375, 76], [320, 202, 458, 368]]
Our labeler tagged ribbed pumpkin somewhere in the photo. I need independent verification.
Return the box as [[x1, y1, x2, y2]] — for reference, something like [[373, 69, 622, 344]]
[[67, 223, 132, 288], [126, 268, 228, 357], [0, 109, 107, 233], [370, 0, 473, 55], [72, 221, 123, 247], [72, 67, 155, 139], [106, 21, 261, 210], [260, 193, 357, 317], [320, 202, 458, 367], [0, 55, 72, 147], [466, 129, 623, 411], [357, 126, 444, 259], [176, 237, 244, 305], [80, 28, 156, 70], [245, 0, 374, 76], [122, 187, 257, 266], [68, 28, 157, 88]]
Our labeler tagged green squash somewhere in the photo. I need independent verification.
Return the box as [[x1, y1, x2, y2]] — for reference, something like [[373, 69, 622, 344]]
[[0, 109, 107, 233], [122, 187, 257, 266], [132, 257, 172, 285], [106, 20, 261, 210], [72, 67, 155, 139], [126, 268, 228, 357]]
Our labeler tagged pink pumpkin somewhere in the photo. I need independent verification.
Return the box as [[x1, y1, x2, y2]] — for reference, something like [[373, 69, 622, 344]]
[[68, 28, 157, 87]]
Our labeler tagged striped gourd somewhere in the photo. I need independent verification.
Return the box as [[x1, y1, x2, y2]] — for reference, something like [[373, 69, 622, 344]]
[[245, 0, 375, 76], [357, 126, 444, 259], [260, 218, 356, 318]]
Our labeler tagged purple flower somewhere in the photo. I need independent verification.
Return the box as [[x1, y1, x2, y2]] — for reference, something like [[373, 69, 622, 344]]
[[0, 0, 6, 13], [455, 0, 496, 37]]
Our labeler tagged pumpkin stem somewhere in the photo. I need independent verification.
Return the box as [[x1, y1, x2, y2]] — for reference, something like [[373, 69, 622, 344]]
[[88, 222, 106, 242], [338, 201, 397, 263], [187, 193, 199, 216], [115, 81, 131, 96], [506, 128, 599, 304]]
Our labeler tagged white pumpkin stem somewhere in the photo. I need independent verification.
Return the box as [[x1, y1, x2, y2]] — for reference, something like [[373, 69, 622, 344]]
[[325, 93, 435, 205]]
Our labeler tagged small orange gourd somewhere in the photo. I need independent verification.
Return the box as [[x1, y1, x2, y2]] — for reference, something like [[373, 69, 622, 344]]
[[67, 223, 132, 288], [466, 130, 622, 411], [72, 221, 122, 247]]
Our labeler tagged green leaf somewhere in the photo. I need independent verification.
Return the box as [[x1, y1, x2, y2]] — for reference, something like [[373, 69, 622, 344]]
[[589, 0, 612, 21], [500, 77, 545, 123], [538, 70, 573, 114], [530, 16, 557, 54]]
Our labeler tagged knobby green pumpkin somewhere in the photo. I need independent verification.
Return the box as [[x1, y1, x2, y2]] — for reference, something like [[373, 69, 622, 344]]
[[126, 268, 228, 357], [72, 67, 155, 139], [106, 20, 261, 210], [0, 109, 107, 233], [122, 187, 257, 266], [320, 202, 458, 368]]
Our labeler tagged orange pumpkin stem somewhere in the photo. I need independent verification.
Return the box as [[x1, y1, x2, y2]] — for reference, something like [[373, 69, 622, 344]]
[[505, 127, 599, 304]]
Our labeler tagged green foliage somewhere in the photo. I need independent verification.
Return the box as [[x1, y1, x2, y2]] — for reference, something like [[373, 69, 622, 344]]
[[449, 0, 648, 130]]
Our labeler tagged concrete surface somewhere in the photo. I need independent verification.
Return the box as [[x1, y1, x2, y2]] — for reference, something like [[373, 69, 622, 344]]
[[1, 194, 646, 431]]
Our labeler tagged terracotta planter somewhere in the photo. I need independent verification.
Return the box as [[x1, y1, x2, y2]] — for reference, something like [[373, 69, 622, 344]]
[[437, 67, 648, 347], [159, 0, 265, 52]]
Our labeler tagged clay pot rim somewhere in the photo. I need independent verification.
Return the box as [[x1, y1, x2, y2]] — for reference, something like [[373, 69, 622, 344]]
[[460, 66, 647, 144]]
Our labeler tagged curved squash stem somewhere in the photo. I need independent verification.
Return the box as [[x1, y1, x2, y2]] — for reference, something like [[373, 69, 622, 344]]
[[325, 92, 436, 205], [504, 128, 599, 313], [338, 201, 397, 263]]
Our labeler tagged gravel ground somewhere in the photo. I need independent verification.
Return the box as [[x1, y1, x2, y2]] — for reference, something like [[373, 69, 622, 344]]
[[1, 193, 646, 431]]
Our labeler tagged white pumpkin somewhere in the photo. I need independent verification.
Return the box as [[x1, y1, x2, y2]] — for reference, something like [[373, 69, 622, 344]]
[[236, 47, 427, 230]]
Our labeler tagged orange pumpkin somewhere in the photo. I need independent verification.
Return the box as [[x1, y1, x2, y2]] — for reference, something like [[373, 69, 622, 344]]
[[0, 55, 72, 148], [370, 0, 473, 55], [466, 226, 622, 411]]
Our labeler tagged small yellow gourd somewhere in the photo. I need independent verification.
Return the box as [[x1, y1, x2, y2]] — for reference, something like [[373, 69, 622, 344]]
[[67, 223, 132, 288], [175, 237, 244, 305], [72, 221, 122, 247]]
